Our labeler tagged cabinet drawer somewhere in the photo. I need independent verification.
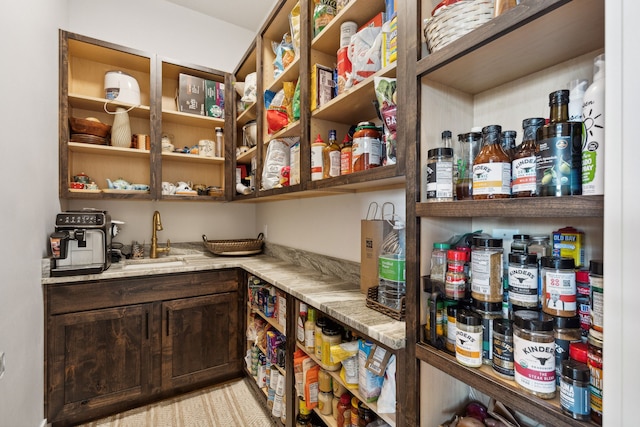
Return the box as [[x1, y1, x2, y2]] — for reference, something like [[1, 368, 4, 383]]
[[47, 269, 239, 315]]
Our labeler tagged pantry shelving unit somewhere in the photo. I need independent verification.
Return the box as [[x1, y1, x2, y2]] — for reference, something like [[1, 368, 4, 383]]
[[404, 0, 605, 426]]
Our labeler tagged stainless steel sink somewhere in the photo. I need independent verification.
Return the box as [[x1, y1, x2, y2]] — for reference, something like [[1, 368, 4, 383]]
[[122, 256, 187, 270]]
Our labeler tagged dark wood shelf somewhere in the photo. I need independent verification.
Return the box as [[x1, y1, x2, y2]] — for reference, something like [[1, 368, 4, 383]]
[[417, 0, 604, 94], [416, 343, 597, 427], [416, 195, 603, 218]]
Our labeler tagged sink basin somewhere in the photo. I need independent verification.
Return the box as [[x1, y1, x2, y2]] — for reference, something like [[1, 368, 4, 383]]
[[122, 256, 187, 270]]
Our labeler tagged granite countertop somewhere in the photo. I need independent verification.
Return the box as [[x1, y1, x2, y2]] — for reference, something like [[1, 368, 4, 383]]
[[42, 244, 406, 350]]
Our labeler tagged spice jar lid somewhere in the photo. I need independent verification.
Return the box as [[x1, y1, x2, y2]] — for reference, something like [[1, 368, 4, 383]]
[[509, 253, 538, 264], [541, 256, 575, 270], [459, 132, 482, 142], [473, 237, 503, 248], [447, 303, 458, 316], [589, 259, 603, 276], [512, 234, 530, 241], [472, 299, 502, 313], [513, 310, 554, 331], [456, 309, 482, 326], [569, 341, 588, 363], [529, 234, 550, 242], [447, 250, 466, 261], [575, 269, 590, 283], [316, 317, 328, 328], [588, 328, 603, 345], [356, 121, 377, 129], [433, 242, 451, 250], [493, 318, 513, 335], [428, 147, 454, 157], [553, 314, 581, 330], [322, 324, 341, 336], [562, 359, 590, 382]]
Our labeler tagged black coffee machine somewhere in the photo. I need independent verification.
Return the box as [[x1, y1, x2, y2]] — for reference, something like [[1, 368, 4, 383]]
[[50, 209, 112, 277]]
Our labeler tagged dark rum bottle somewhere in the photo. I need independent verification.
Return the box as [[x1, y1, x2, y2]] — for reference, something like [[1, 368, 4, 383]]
[[536, 90, 583, 197]]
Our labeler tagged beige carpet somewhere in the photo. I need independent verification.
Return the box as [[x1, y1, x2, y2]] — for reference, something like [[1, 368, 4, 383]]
[[80, 378, 276, 427]]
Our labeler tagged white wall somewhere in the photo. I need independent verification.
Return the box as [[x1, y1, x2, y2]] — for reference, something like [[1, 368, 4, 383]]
[[0, 0, 67, 425]]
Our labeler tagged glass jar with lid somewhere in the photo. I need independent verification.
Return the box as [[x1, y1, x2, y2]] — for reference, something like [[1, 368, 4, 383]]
[[425, 147, 454, 202], [541, 256, 577, 317], [321, 323, 342, 371], [456, 131, 482, 200], [471, 237, 504, 302], [430, 242, 450, 286], [527, 235, 552, 259], [352, 122, 381, 172], [511, 234, 530, 254]]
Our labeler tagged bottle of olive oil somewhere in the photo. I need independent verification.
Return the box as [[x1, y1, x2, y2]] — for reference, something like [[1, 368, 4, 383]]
[[536, 90, 583, 197]]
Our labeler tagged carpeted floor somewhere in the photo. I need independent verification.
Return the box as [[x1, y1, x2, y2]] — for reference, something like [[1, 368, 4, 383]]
[[79, 378, 276, 427]]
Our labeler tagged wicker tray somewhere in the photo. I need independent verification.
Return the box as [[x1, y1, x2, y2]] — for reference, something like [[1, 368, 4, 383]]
[[424, 0, 494, 53], [202, 233, 264, 256], [366, 286, 406, 321]]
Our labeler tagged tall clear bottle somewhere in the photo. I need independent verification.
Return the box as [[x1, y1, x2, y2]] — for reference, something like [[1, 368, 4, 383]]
[[378, 219, 406, 310], [472, 125, 511, 199], [456, 131, 482, 200], [536, 90, 583, 196], [582, 53, 605, 195]]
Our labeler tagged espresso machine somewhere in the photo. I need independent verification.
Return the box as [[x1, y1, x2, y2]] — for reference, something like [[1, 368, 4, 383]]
[[50, 209, 112, 277]]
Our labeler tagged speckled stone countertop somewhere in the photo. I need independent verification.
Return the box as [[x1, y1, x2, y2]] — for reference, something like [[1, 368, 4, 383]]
[[42, 243, 406, 350]]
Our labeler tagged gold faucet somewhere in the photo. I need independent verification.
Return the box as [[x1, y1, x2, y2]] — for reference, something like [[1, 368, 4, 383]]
[[150, 210, 171, 258]]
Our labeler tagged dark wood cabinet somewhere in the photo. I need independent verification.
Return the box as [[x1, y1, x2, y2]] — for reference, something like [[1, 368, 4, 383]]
[[44, 269, 243, 426], [161, 293, 240, 390]]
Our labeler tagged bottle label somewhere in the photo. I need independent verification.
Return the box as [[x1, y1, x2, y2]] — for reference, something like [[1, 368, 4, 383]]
[[536, 133, 582, 196], [311, 145, 324, 180], [329, 151, 341, 177], [590, 277, 604, 330], [508, 265, 538, 305], [472, 162, 511, 196], [582, 94, 604, 195], [340, 150, 352, 175], [456, 328, 482, 366], [379, 255, 406, 282], [543, 270, 577, 312], [426, 160, 453, 200], [588, 348, 603, 415], [492, 334, 514, 377], [560, 380, 590, 416], [514, 334, 555, 394], [511, 156, 537, 193]]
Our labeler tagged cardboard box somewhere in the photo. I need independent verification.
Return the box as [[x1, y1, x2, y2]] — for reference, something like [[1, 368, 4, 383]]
[[176, 73, 205, 116], [359, 12, 384, 31], [382, 13, 397, 67], [205, 80, 225, 119], [310, 64, 334, 112]]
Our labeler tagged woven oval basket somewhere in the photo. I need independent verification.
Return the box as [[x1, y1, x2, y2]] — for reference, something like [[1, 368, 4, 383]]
[[202, 233, 264, 256], [424, 0, 494, 53]]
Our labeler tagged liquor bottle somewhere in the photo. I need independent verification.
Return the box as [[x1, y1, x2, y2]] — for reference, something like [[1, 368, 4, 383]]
[[536, 90, 583, 197], [472, 125, 511, 199], [582, 53, 605, 195], [323, 129, 341, 178], [512, 118, 545, 197]]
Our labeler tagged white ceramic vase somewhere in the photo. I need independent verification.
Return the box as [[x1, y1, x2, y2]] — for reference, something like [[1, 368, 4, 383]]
[[111, 107, 132, 148]]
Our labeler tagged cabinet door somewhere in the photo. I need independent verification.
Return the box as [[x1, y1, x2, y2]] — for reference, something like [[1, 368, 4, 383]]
[[161, 292, 241, 390], [47, 304, 152, 424]]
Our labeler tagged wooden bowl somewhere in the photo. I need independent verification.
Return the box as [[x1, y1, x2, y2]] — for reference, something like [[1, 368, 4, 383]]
[[69, 117, 112, 137]]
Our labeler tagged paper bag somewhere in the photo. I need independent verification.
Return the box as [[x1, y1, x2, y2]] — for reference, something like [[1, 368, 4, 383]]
[[360, 202, 394, 294]]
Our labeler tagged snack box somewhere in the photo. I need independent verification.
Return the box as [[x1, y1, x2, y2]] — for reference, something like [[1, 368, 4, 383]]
[[205, 80, 225, 119], [176, 73, 205, 116], [310, 64, 334, 112]]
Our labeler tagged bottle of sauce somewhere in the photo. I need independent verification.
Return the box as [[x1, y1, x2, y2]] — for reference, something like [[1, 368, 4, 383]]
[[323, 129, 341, 178], [536, 90, 583, 196], [582, 53, 605, 195], [472, 125, 511, 199], [501, 130, 517, 162], [304, 307, 316, 353], [352, 122, 381, 172], [512, 118, 545, 197], [340, 134, 353, 175], [311, 134, 326, 181]]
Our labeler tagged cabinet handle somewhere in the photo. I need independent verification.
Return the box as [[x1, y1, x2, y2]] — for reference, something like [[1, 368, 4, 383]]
[[166, 309, 169, 336], [145, 311, 149, 340]]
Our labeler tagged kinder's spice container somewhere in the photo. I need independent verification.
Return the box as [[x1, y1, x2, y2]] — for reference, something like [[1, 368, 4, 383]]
[[513, 310, 556, 399]]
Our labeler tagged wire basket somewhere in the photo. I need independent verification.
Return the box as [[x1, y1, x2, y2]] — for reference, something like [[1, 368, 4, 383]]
[[424, 0, 494, 53], [202, 233, 264, 256]]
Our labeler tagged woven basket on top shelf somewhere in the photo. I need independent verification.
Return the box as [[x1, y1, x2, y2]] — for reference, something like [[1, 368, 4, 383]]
[[424, 0, 495, 53]]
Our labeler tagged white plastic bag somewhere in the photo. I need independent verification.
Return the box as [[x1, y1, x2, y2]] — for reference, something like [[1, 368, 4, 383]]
[[241, 72, 257, 104], [376, 354, 396, 413], [261, 137, 298, 190]]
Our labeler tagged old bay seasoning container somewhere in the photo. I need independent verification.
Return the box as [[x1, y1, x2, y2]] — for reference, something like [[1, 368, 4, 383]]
[[513, 310, 556, 399]]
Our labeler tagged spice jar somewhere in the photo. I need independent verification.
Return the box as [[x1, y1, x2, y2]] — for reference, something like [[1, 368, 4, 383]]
[[321, 323, 342, 371], [553, 315, 582, 386], [471, 237, 504, 302], [510, 234, 530, 254], [575, 269, 591, 338], [508, 253, 539, 308], [472, 300, 502, 364], [456, 131, 482, 200], [430, 242, 450, 286], [513, 310, 556, 399], [318, 390, 333, 415], [315, 317, 328, 359], [352, 122, 381, 172], [541, 256, 577, 317], [512, 118, 545, 197], [560, 359, 591, 420], [425, 147, 454, 202], [527, 235, 552, 259], [588, 329, 603, 425], [455, 309, 483, 368], [445, 250, 467, 299], [492, 318, 514, 379], [358, 402, 376, 426], [446, 303, 459, 353], [472, 124, 511, 199], [589, 260, 603, 332]]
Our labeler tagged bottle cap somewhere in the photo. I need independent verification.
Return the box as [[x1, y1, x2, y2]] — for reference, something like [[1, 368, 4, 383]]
[[589, 259, 603, 276], [315, 134, 324, 143], [441, 130, 452, 138], [513, 310, 554, 332], [593, 53, 605, 80], [549, 89, 570, 106], [569, 341, 588, 363], [541, 256, 575, 270]]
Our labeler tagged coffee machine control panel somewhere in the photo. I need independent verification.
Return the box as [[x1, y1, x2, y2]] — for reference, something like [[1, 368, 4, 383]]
[[56, 212, 106, 228]]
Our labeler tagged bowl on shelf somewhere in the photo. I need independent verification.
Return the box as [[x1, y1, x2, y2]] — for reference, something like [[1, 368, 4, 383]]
[[69, 117, 112, 138]]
